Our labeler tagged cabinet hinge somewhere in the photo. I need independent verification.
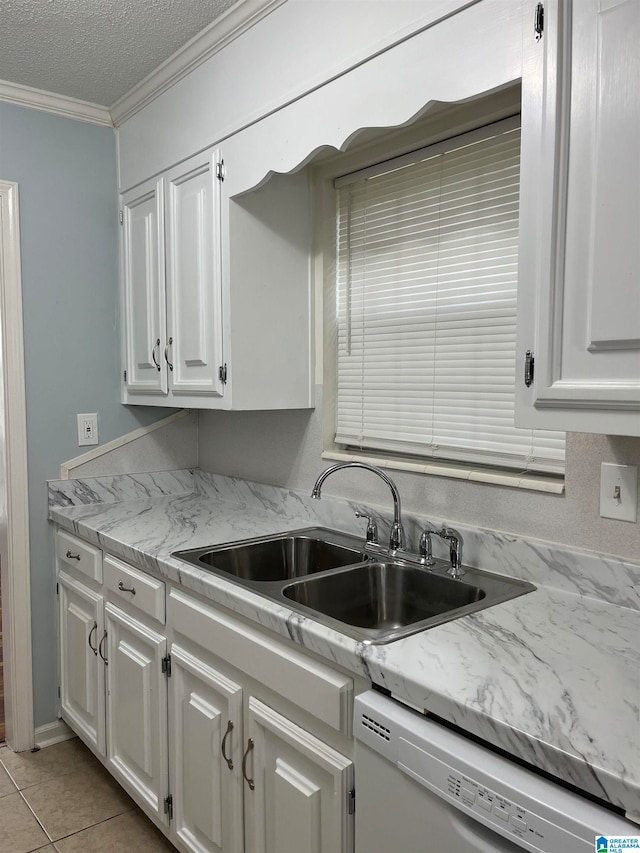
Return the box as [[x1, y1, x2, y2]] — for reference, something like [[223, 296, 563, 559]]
[[119, 210, 124, 225], [524, 350, 535, 387], [58, 685, 61, 699], [216, 159, 225, 182], [348, 788, 355, 815], [123, 369, 127, 383], [164, 794, 173, 820], [162, 655, 172, 677], [534, 2, 544, 40], [56, 582, 59, 595], [218, 363, 228, 384]]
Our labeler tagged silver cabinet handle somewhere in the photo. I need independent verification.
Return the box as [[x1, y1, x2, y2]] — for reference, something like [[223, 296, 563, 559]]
[[88, 621, 98, 656], [221, 720, 234, 770], [66, 550, 81, 560], [117, 579, 136, 595], [98, 630, 108, 665], [152, 338, 161, 371], [242, 738, 255, 790], [164, 336, 174, 372]]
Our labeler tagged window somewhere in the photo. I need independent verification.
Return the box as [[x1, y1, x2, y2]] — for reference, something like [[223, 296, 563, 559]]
[[334, 117, 565, 475]]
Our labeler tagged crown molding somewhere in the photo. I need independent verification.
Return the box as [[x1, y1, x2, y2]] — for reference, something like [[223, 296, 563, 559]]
[[0, 79, 112, 127], [110, 0, 286, 127]]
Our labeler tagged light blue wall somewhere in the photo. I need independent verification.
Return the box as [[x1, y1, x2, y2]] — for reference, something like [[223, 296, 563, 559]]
[[0, 101, 173, 727]]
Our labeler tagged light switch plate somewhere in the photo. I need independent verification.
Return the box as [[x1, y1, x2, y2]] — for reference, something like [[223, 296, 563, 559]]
[[600, 463, 638, 522], [77, 413, 98, 446]]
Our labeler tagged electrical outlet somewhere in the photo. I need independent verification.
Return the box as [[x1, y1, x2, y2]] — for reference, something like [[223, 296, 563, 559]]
[[77, 413, 98, 446], [600, 463, 638, 522]]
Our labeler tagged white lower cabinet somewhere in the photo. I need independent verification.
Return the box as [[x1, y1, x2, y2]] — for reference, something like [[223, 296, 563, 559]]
[[245, 697, 354, 853], [166, 587, 356, 853], [58, 571, 106, 755], [167, 650, 354, 853], [57, 536, 171, 830], [168, 644, 244, 853], [105, 602, 169, 823], [57, 530, 359, 853]]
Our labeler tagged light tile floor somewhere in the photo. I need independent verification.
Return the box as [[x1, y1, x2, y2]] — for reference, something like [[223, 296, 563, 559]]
[[0, 738, 176, 852]]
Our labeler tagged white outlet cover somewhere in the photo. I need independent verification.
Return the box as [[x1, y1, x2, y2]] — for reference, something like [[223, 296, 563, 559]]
[[77, 412, 98, 446], [599, 463, 638, 522]]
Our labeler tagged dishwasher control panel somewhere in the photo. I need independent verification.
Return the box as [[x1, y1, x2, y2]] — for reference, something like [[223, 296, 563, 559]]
[[354, 691, 633, 853], [406, 739, 552, 850], [446, 766, 532, 835]]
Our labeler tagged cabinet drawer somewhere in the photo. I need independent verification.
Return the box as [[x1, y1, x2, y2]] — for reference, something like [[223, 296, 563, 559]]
[[168, 588, 353, 734], [103, 554, 165, 624], [56, 530, 102, 583]]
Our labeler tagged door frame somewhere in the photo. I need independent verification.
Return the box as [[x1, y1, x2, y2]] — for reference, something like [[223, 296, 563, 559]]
[[0, 179, 34, 750]]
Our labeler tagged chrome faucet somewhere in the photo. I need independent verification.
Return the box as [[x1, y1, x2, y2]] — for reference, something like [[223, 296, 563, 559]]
[[311, 462, 405, 551]]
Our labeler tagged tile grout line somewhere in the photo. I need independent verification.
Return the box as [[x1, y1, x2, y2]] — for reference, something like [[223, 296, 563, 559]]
[[18, 786, 55, 844], [1, 744, 161, 850], [0, 754, 22, 791], [0, 749, 116, 847], [18, 781, 136, 848], [49, 809, 136, 847]]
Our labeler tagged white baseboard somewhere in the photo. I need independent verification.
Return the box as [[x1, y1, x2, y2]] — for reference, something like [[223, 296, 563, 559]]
[[34, 719, 75, 749]]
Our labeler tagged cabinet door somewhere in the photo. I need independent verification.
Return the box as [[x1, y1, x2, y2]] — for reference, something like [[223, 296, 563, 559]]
[[165, 149, 225, 398], [105, 602, 169, 823], [58, 571, 106, 755], [517, 0, 640, 435], [122, 177, 168, 396], [245, 698, 354, 853], [169, 644, 244, 853]]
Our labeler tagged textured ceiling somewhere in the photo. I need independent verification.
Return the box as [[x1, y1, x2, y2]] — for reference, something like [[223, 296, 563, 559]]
[[0, 0, 237, 106]]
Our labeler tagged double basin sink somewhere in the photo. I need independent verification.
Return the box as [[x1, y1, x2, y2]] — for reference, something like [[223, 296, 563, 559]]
[[174, 528, 534, 644]]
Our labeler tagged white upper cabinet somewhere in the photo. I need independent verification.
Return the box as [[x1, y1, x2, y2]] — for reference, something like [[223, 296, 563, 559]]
[[121, 148, 314, 411], [122, 150, 226, 408], [122, 177, 167, 396], [517, 0, 640, 435], [165, 150, 224, 399]]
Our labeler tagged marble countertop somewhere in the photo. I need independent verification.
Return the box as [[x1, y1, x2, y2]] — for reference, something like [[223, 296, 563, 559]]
[[48, 469, 640, 822]]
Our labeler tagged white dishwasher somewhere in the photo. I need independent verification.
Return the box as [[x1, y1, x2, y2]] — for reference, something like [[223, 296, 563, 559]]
[[354, 691, 635, 853]]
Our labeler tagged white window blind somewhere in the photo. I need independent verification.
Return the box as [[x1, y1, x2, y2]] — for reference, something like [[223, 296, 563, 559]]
[[335, 118, 565, 474]]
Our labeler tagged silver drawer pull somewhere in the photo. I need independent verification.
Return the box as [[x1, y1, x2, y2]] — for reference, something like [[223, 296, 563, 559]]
[[242, 738, 255, 790], [221, 720, 234, 770], [88, 622, 98, 656], [152, 338, 161, 371], [118, 580, 136, 595], [66, 550, 81, 560], [164, 336, 174, 372], [98, 630, 108, 665]]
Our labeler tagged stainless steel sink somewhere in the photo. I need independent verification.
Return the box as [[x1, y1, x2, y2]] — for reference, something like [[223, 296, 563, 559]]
[[282, 561, 534, 643], [173, 528, 367, 583], [173, 528, 535, 644], [283, 562, 484, 627]]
